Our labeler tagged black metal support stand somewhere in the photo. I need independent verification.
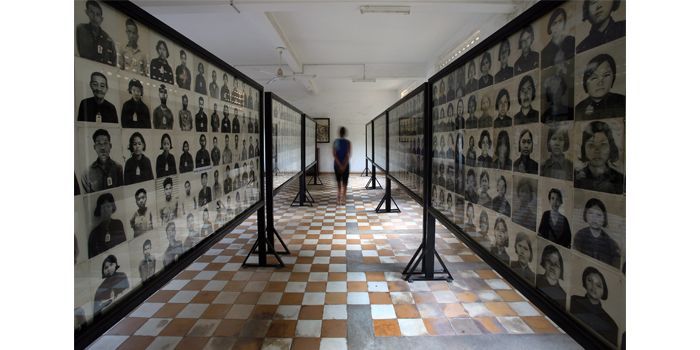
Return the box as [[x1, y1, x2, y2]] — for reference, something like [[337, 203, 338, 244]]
[[308, 148, 323, 185], [364, 164, 382, 189], [375, 176, 400, 213], [242, 206, 285, 267], [361, 158, 369, 176], [402, 211, 452, 281]]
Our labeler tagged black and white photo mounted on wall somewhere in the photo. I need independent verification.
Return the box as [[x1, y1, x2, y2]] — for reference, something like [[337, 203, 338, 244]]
[[574, 39, 626, 121], [573, 118, 624, 194], [571, 189, 625, 270], [508, 222, 538, 285], [75, 59, 120, 124], [535, 238, 571, 310], [315, 118, 330, 143], [76, 126, 125, 194], [512, 175, 538, 231], [536, 178, 574, 248], [75, 0, 120, 67]]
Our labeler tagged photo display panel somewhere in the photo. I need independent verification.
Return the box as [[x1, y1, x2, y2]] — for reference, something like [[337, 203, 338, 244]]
[[373, 114, 387, 169], [366, 122, 373, 161], [305, 117, 316, 168], [271, 98, 302, 189], [74, 0, 263, 331], [389, 90, 424, 199], [429, 1, 625, 348]]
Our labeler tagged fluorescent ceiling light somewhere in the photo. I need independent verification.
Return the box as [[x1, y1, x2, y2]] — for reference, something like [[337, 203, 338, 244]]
[[352, 78, 376, 83], [360, 5, 410, 15]]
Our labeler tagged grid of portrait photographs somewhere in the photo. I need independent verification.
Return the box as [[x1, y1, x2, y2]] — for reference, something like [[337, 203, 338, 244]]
[[373, 114, 387, 169], [271, 99, 302, 189], [429, 1, 625, 347], [305, 117, 317, 168], [389, 91, 425, 198], [74, 0, 262, 331]]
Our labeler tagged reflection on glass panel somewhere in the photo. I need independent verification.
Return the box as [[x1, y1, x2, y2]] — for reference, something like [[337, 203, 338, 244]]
[[374, 115, 387, 169], [305, 118, 316, 168], [388, 91, 424, 198], [271, 99, 302, 189]]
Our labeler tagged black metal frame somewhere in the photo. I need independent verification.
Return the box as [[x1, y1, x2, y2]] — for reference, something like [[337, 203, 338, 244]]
[[292, 115, 316, 207], [422, 1, 615, 349], [75, 2, 267, 348], [364, 119, 382, 190], [374, 112, 400, 214], [307, 146, 323, 185]]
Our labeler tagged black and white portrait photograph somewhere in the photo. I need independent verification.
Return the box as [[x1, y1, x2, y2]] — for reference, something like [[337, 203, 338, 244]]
[[210, 135, 222, 166], [156, 175, 181, 227], [477, 89, 494, 128], [123, 182, 156, 239], [121, 129, 155, 185], [513, 74, 540, 125], [573, 118, 625, 194], [478, 49, 494, 90], [176, 92, 194, 131], [149, 34, 174, 84], [75, 0, 120, 67], [155, 132, 178, 178], [575, 0, 626, 54], [178, 171, 200, 217], [539, 3, 576, 69], [572, 189, 625, 270], [208, 66, 220, 99], [513, 23, 541, 75], [537, 179, 574, 248], [569, 255, 625, 347], [507, 224, 538, 285], [464, 167, 479, 204], [540, 60, 575, 123], [512, 175, 538, 231], [513, 125, 540, 175], [464, 60, 478, 94], [174, 47, 192, 90], [195, 133, 212, 169], [75, 197, 89, 265], [197, 170, 213, 208], [574, 40, 626, 120], [75, 59, 120, 124], [127, 230, 164, 284], [150, 83, 175, 129], [494, 37, 514, 84], [477, 168, 493, 208], [490, 216, 511, 264], [492, 84, 514, 128], [193, 57, 208, 95], [84, 189, 128, 259], [194, 95, 209, 132], [119, 76, 152, 129], [490, 172, 512, 217], [162, 221, 184, 267], [475, 207, 494, 250], [476, 129, 493, 168], [175, 133, 195, 174], [535, 238, 571, 309], [76, 126, 125, 193], [116, 16, 150, 77], [88, 245, 133, 316], [540, 121, 574, 180]]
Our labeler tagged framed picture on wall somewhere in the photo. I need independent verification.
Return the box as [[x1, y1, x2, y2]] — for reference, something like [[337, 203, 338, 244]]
[[315, 118, 330, 143]]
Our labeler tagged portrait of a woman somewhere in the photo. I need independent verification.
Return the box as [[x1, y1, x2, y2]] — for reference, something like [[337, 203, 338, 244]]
[[465, 61, 478, 94], [574, 120, 624, 194], [88, 193, 126, 258], [541, 125, 573, 180], [542, 8, 575, 68], [513, 178, 537, 231], [576, 0, 625, 53], [93, 254, 130, 314], [495, 39, 513, 84], [493, 88, 513, 128], [156, 133, 177, 178], [538, 188, 572, 248], [492, 130, 512, 170], [465, 95, 478, 129], [150, 40, 174, 84], [491, 175, 511, 216], [570, 266, 619, 345], [466, 135, 477, 167], [510, 232, 534, 283], [490, 217, 510, 264], [477, 130, 493, 168], [536, 244, 566, 308], [179, 140, 194, 173], [575, 54, 625, 120], [514, 25, 539, 74], [573, 198, 621, 268], [478, 170, 492, 208], [478, 52, 493, 89], [124, 132, 154, 185], [465, 169, 478, 203], [513, 75, 539, 125]]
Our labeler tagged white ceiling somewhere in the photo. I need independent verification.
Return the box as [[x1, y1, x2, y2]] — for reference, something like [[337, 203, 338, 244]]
[[133, 0, 533, 98]]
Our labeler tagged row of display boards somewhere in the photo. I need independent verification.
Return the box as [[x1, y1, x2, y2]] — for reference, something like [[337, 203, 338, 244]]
[[73, 1, 316, 347], [364, 1, 625, 349]]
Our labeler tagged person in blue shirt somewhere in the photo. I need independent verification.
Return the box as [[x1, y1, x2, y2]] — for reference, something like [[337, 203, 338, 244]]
[[332, 127, 352, 204]]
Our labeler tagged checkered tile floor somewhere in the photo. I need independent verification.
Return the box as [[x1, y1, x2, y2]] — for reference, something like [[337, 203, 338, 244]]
[[88, 174, 571, 350]]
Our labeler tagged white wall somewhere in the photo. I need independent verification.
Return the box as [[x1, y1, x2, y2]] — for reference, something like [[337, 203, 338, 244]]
[[288, 89, 398, 173]]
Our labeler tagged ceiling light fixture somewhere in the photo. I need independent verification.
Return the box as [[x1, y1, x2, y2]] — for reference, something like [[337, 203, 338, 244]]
[[435, 30, 481, 71], [360, 5, 410, 15]]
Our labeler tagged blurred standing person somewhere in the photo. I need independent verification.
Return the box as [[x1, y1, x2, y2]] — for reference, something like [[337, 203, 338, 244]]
[[332, 127, 352, 205]]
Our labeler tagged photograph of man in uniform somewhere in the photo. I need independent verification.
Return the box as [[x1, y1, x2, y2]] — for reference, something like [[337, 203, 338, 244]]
[[118, 18, 147, 75], [198, 172, 213, 207], [159, 177, 179, 225], [175, 49, 191, 90], [77, 72, 118, 123], [121, 79, 151, 128], [195, 97, 208, 132], [178, 94, 193, 131], [222, 135, 233, 164], [163, 222, 183, 266], [195, 62, 207, 95], [153, 84, 174, 129], [210, 103, 220, 132], [81, 129, 123, 193], [129, 188, 153, 237], [88, 192, 126, 258], [211, 136, 221, 166], [179, 141, 194, 173], [200, 208, 214, 237], [220, 72, 230, 102], [182, 180, 197, 215], [150, 40, 174, 84], [221, 105, 232, 133], [208, 69, 219, 98], [213, 169, 222, 200], [232, 108, 240, 133], [76, 1, 116, 66], [195, 134, 211, 168], [223, 165, 233, 194], [138, 239, 156, 282]]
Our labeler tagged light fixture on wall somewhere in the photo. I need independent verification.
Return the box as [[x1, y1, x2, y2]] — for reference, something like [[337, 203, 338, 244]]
[[359, 5, 410, 15], [436, 30, 481, 70], [352, 64, 376, 83]]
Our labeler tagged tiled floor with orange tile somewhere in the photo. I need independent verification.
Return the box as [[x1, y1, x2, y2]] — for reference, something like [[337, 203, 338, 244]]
[[88, 174, 581, 350]]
